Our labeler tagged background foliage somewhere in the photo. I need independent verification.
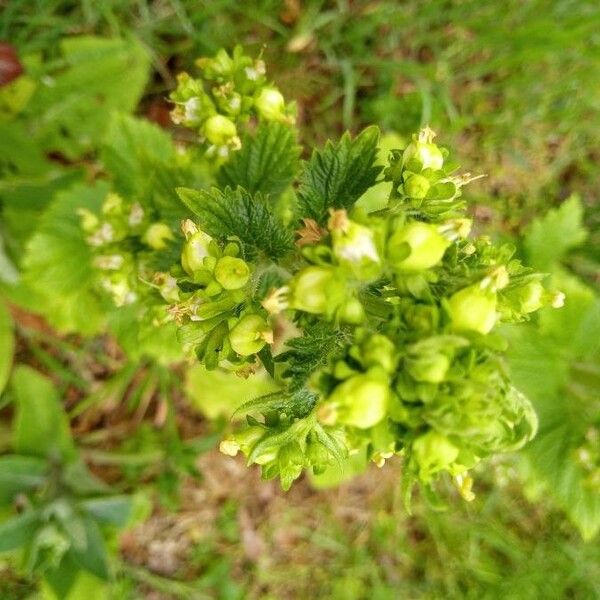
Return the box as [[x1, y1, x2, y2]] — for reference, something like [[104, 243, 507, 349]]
[[0, 1, 599, 598]]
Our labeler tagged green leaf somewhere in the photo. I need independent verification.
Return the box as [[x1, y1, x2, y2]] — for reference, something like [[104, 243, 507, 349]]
[[297, 126, 382, 223], [0, 231, 19, 283], [0, 455, 47, 505], [524, 195, 588, 269], [0, 298, 15, 394], [236, 387, 318, 421], [218, 122, 301, 198], [0, 511, 40, 553], [80, 496, 133, 528], [67, 517, 111, 580], [44, 566, 108, 600], [177, 186, 293, 260], [506, 274, 600, 539], [276, 324, 346, 391], [0, 167, 85, 260], [23, 36, 150, 160], [309, 447, 368, 490], [11, 366, 75, 460], [107, 305, 183, 365], [21, 182, 109, 335], [101, 113, 201, 225], [185, 364, 279, 419]]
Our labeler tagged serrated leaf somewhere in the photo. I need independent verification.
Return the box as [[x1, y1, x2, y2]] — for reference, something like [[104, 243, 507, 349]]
[[247, 417, 313, 465], [313, 423, 348, 466], [218, 122, 301, 199], [12, 366, 75, 461], [297, 126, 382, 223], [0, 298, 14, 394], [177, 186, 293, 259], [101, 113, 202, 225], [23, 36, 150, 160], [506, 273, 600, 539], [236, 387, 318, 421], [524, 195, 588, 269], [21, 182, 109, 335], [276, 324, 345, 390]]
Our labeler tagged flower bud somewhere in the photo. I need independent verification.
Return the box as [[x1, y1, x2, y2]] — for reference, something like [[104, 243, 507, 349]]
[[329, 210, 380, 270], [102, 193, 124, 216], [228, 314, 272, 356], [551, 291, 565, 308], [402, 129, 444, 171], [388, 222, 450, 272], [514, 280, 544, 314], [128, 203, 145, 227], [412, 430, 459, 479], [142, 223, 174, 250], [338, 297, 365, 324], [326, 374, 389, 429], [220, 426, 265, 457], [405, 353, 450, 383], [153, 273, 180, 303], [181, 230, 214, 275], [361, 334, 397, 373], [77, 208, 99, 233], [202, 114, 238, 146], [93, 254, 124, 271], [447, 284, 497, 334], [404, 173, 431, 199], [255, 87, 285, 120], [213, 256, 250, 290], [289, 266, 335, 314]]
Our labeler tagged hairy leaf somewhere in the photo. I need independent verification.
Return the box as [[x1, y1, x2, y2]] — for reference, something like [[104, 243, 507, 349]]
[[177, 186, 293, 259], [297, 126, 382, 222], [276, 324, 346, 390], [236, 388, 319, 421], [218, 122, 301, 198]]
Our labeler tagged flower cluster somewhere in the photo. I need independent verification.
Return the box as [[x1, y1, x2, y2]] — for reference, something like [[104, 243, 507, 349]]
[[223, 127, 563, 495], [79, 193, 174, 307], [170, 45, 295, 158], [167, 220, 273, 369]]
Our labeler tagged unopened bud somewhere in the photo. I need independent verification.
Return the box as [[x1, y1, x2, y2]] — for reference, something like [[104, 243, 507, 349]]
[[404, 173, 431, 199], [447, 284, 497, 334], [388, 221, 450, 272], [182, 230, 214, 275], [143, 223, 174, 250], [203, 114, 238, 146], [228, 314, 272, 356], [255, 87, 286, 120], [213, 256, 250, 290]]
